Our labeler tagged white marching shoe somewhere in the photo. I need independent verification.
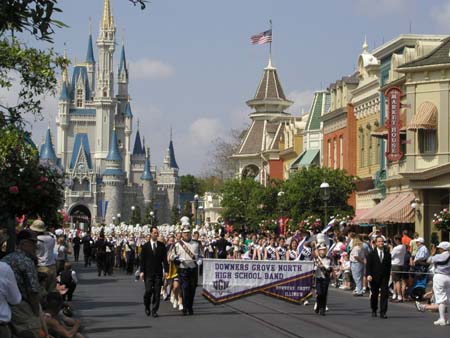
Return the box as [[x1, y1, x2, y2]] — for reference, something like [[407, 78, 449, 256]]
[[178, 303, 184, 311]]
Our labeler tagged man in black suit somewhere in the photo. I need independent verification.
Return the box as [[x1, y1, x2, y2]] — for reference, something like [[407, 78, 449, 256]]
[[140, 226, 168, 317], [212, 231, 232, 259], [366, 235, 391, 319]]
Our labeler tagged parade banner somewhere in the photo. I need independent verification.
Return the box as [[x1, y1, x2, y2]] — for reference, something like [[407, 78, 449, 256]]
[[202, 259, 314, 304]]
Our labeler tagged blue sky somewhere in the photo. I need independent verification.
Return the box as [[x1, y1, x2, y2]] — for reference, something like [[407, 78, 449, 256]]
[[3, 0, 450, 175]]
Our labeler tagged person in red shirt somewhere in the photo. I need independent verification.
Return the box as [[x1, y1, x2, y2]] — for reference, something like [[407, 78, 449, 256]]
[[401, 230, 412, 251]]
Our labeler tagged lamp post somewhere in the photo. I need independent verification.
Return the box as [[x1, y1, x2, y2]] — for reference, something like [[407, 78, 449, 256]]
[[112, 216, 116, 225], [131, 205, 135, 225], [117, 213, 121, 225], [149, 211, 154, 226], [277, 190, 285, 235], [198, 205, 204, 225], [320, 182, 330, 225], [194, 194, 199, 226]]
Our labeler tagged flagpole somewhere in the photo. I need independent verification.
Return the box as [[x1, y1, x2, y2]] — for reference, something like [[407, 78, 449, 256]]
[[269, 19, 272, 62]]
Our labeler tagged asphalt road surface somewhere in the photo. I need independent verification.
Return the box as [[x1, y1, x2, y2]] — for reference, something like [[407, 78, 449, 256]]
[[72, 261, 449, 338]]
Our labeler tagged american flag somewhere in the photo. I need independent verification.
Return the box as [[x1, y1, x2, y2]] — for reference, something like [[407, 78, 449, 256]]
[[251, 29, 272, 45]]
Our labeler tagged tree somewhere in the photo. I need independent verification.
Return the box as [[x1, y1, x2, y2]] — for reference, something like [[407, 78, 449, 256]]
[[205, 127, 247, 180], [180, 174, 200, 194], [220, 178, 267, 232], [130, 205, 142, 225], [281, 166, 355, 226]]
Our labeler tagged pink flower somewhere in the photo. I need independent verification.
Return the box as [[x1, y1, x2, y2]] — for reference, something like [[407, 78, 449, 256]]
[[444, 208, 448, 213], [39, 176, 48, 182], [8, 186, 19, 194], [36, 185, 42, 190]]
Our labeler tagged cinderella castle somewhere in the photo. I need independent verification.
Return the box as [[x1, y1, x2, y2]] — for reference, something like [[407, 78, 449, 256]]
[[39, 0, 180, 226]]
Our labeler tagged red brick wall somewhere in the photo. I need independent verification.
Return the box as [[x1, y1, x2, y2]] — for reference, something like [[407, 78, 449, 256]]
[[269, 159, 284, 180], [322, 104, 357, 208]]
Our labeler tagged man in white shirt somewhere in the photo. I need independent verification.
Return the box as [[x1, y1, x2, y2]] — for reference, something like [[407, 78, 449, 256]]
[[31, 220, 57, 292], [0, 262, 22, 338]]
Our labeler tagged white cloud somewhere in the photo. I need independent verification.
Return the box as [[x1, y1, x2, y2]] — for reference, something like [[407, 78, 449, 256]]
[[351, 0, 410, 16], [189, 117, 222, 145], [286, 89, 315, 115], [430, 2, 450, 32], [130, 58, 175, 80]]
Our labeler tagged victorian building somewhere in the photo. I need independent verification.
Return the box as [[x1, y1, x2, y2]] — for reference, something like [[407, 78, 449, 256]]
[[232, 57, 293, 185]]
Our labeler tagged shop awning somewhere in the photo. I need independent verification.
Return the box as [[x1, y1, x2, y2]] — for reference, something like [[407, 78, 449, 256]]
[[408, 101, 437, 130], [290, 149, 320, 169], [356, 192, 415, 224], [351, 208, 372, 224]]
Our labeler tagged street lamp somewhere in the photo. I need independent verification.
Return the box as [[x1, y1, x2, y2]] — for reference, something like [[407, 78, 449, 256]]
[[194, 194, 199, 226], [131, 206, 136, 225], [117, 213, 121, 225], [112, 216, 116, 225], [150, 211, 154, 226], [320, 182, 330, 225], [198, 205, 204, 225], [277, 190, 285, 235]]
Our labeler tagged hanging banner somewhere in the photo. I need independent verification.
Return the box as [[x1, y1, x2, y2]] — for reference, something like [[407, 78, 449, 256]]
[[202, 259, 314, 304], [385, 86, 403, 162]]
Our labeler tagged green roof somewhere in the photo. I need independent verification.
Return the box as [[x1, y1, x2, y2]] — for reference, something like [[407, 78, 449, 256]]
[[306, 92, 326, 131]]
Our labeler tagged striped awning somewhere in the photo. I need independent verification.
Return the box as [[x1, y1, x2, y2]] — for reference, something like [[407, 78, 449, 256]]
[[356, 192, 415, 224], [350, 208, 372, 224], [408, 101, 437, 130]]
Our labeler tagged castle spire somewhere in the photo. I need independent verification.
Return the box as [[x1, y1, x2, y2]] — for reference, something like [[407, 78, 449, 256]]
[[118, 43, 128, 81], [141, 147, 153, 181], [86, 32, 95, 64], [40, 127, 57, 163], [102, 0, 114, 30], [362, 35, 369, 54], [106, 128, 122, 161], [168, 137, 179, 169]]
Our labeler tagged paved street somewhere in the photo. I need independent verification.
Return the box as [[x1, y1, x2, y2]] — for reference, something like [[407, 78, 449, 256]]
[[72, 261, 449, 338]]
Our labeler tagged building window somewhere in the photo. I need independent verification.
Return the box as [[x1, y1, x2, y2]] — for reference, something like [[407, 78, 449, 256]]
[[419, 130, 437, 153], [339, 136, 344, 170], [376, 139, 381, 165], [327, 140, 331, 167], [360, 130, 365, 168], [76, 89, 83, 107], [368, 132, 373, 166], [333, 138, 337, 169]]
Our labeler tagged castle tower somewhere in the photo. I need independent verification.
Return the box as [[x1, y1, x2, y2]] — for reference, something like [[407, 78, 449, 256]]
[[56, 52, 70, 161], [158, 134, 180, 213], [141, 147, 154, 206], [102, 127, 123, 224]]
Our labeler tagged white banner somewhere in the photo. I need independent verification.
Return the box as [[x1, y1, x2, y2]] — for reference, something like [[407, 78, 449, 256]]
[[202, 259, 314, 304]]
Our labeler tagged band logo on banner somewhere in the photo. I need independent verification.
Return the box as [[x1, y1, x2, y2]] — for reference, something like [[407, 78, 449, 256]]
[[385, 86, 403, 162], [202, 259, 314, 304]]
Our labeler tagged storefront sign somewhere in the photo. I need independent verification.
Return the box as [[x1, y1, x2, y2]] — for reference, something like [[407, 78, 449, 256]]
[[202, 259, 314, 304], [385, 87, 403, 161]]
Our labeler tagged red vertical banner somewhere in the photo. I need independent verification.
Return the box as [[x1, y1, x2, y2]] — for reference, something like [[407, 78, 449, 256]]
[[385, 87, 403, 162]]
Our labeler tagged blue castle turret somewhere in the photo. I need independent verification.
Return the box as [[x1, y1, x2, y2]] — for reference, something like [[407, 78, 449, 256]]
[[40, 128, 58, 164]]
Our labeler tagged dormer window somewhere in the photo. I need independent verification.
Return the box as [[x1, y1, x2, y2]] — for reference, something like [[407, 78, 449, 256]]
[[76, 89, 83, 107]]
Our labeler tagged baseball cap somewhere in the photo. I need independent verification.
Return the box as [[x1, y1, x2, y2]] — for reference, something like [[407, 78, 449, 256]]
[[436, 241, 450, 251]]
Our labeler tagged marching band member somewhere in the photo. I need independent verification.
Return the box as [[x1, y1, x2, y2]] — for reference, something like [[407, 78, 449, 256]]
[[314, 243, 333, 316], [171, 226, 203, 315]]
